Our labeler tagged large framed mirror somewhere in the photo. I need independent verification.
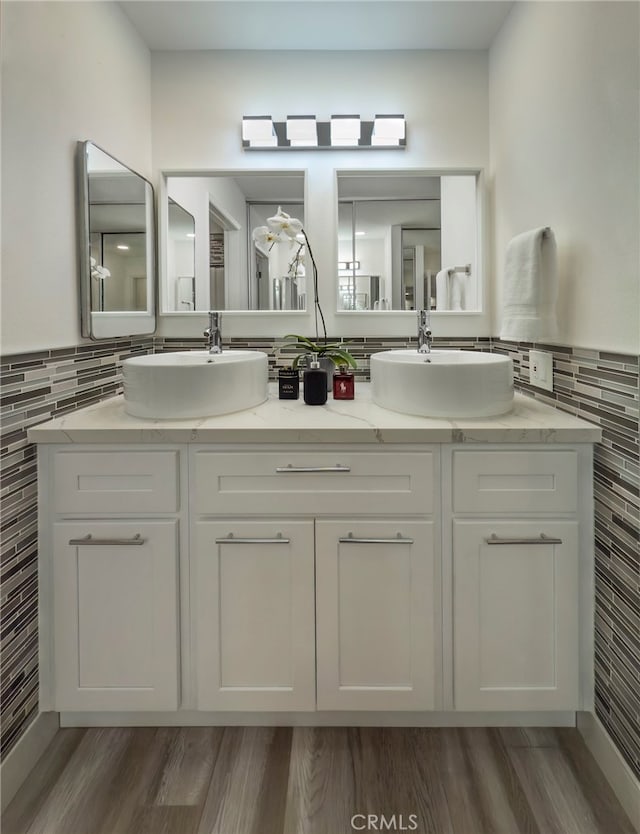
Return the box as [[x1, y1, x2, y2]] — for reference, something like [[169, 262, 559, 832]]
[[337, 171, 480, 313], [77, 141, 156, 339], [162, 171, 306, 313]]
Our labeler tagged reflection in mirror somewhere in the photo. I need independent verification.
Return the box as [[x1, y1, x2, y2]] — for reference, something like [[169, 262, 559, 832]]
[[164, 173, 305, 312], [337, 172, 478, 312], [78, 141, 156, 339], [168, 199, 196, 310]]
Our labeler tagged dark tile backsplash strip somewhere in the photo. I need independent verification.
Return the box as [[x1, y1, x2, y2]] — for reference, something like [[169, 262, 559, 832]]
[[154, 335, 493, 380], [493, 339, 640, 781], [0, 337, 153, 761]]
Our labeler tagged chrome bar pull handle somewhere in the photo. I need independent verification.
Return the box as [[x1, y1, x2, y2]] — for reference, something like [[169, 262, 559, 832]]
[[485, 533, 563, 546], [275, 464, 351, 473], [339, 532, 414, 545], [215, 533, 290, 545], [68, 533, 146, 546]]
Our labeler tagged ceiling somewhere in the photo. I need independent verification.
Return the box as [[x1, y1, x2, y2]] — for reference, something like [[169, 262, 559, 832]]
[[119, 1, 514, 51]]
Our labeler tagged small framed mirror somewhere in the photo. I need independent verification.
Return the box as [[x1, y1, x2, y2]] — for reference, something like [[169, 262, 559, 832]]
[[162, 171, 306, 312], [77, 141, 156, 339], [337, 171, 480, 313]]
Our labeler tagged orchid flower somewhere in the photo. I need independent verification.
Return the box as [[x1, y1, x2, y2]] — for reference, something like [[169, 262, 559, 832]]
[[252, 225, 281, 249], [287, 241, 305, 279], [252, 207, 325, 340], [267, 206, 303, 239], [90, 257, 111, 281]]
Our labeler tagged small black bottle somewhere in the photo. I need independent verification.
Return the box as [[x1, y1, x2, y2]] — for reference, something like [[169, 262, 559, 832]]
[[303, 353, 328, 405]]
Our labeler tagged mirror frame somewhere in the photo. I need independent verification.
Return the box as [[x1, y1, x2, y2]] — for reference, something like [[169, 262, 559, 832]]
[[158, 169, 309, 317], [334, 167, 484, 317], [77, 140, 157, 340]]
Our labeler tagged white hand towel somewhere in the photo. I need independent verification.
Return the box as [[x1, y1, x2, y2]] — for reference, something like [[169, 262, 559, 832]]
[[435, 268, 450, 310], [500, 227, 558, 342], [449, 273, 465, 311], [435, 268, 466, 311]]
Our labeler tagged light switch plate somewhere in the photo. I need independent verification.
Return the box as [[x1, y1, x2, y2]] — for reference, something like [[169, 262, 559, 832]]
[[529, 349, 554, 392]]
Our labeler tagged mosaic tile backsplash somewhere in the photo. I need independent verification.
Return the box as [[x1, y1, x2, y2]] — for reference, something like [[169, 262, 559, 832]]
[[0, 338, 153, 759], [154, 335, 493, 379], [1, 334, 638, 785], [493, 340, 640, 781]]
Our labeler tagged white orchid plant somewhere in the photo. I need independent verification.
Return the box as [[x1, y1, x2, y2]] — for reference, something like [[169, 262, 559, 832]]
[[90, 256, 111, 282], [252, 206, 326, 340]]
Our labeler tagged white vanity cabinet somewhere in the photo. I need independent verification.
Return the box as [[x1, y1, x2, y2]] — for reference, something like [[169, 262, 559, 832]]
[[31, 392, 598, 725], [40, 448, 183, 712], [449, 448, 584, 711], [190, 447, 440, 712]]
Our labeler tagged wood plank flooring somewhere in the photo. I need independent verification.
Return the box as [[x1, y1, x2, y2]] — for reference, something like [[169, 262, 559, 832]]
[[2, 727, 635, 834]]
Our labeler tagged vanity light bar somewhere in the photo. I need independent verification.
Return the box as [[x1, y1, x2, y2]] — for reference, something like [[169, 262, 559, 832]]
[[242, 115, 406, 150], [338, 261, 361, 270]]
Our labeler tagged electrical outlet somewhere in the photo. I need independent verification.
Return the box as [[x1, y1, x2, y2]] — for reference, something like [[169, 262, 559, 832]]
[[529, 349, 553, 392]]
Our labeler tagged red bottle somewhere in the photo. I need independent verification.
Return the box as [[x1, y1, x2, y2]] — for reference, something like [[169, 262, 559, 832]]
[[333, 365, 355, 400]]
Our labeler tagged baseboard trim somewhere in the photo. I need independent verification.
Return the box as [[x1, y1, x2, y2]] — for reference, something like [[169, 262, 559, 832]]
[[59, 709, 577, 728], [0, 711, 59, 812], [578, 711, 640, 832]]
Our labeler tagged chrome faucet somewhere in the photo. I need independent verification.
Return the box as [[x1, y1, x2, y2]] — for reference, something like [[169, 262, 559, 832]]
[[417, 309, 432, 354], [204, 311, 222, 354]]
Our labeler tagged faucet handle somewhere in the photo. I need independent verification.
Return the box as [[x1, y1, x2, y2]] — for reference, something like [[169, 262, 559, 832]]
[[418, 308, 429, 326]]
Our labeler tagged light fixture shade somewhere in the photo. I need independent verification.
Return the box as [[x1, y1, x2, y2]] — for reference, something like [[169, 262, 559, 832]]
[[241, 115, 406, 150], [286, 115, 317, 147], [372, 114, 406, 146], [242, 116, 277, 148], [330, 114, 361, 147]]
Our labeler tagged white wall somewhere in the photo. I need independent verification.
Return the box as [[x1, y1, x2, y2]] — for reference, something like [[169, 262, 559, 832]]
[[489, 1, 640, 354], [1, 1, 152, 354], [151, 49, 490, 338]]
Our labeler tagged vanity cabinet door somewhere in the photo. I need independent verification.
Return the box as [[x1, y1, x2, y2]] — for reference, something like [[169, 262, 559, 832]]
[[52, 521, 179, 711], [194, 520, 316, 711], [315, 520, 437, 711], [452, 520, 579, 711]]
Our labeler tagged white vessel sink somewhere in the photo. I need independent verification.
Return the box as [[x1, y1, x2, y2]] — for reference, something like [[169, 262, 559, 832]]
[[122, 350, 269, 418], [370, 349, 514, 418]]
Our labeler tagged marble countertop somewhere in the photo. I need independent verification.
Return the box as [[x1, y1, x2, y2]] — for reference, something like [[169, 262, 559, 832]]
[[27, 385, 602, 445]]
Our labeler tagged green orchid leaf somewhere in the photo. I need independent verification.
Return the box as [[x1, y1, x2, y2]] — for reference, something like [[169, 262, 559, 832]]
[[326, 349, 358, 368], [281, 335, 356, 368]]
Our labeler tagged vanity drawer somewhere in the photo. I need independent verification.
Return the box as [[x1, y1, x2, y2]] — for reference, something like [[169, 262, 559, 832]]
[[193, 450, 435, 516], [452, 450, 578, 514], [52, 450, 179, 514]]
